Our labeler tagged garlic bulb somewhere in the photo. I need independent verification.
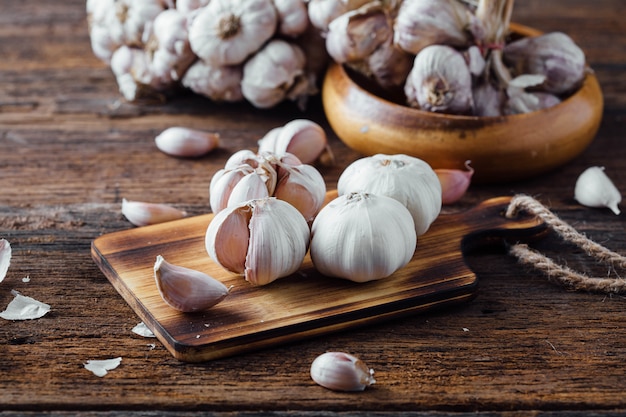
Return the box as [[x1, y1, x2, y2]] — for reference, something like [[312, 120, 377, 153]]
[[188, 0, 278, 66], [149, 9, 195, 82], [181, 60, 244, 102], [365, 39, 414, 89], [404, 44, 474, 114], [155, 127, 220, 157], [503, 32, 586, 95], [574, 166, 622, 215], [310, 192, 416, 282], [393, 0, 479, 55], [122, 199, 186, 226], [153, 255, 230, 312], [504, 74, 561, 115], [241, 39, 311, 109], [325, 2, 392, 64], [435, 160, 474, 205], [273, 0, 309, 37], [337, 154, 441, 236], [310, 351, 376, 392], [257, 119, 329, 164], [307, 0, 372, 31], [205, 197, 311, 286]]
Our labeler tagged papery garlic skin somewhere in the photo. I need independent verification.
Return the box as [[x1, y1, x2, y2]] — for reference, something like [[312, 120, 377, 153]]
[[153, 255, 229, 312], [393, 0, 478, 55], [404, 45, 474, 114], [574, 166, 622, 215], [241, 39, 310, 109], [0, 239, 11, 284], [310, 192, 416, 282], [310, 351, 376, 392], [188, 0, 278, 66], [122, 199, 187, 226], [155, 127, 220, 157], [258, 119, 328, 164], [503, 32, 586, 95], [337, 154, 442, 236], [435, 160, 474, 205], [205, 197, 311, 286]]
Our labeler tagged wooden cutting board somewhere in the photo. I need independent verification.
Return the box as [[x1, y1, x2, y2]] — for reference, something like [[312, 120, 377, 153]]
[[91, 195, 545, 362]]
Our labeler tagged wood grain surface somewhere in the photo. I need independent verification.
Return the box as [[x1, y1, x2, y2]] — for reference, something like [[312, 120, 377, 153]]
[[1, 1, 626, 415]]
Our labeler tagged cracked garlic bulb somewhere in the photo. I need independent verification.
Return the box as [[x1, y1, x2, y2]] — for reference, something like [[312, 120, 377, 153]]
[[337, 154, 441, 236], [205, 197, 310, 286], [310, 192, 417, 282], [404, 44, 474, 114], [188, 0, 278, 66]]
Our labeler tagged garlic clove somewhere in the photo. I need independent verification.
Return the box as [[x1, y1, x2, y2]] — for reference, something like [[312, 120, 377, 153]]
[[574, 166, 622, 215], [122, 199, 187, 227], [224, 149, 259, 170], [259, 119, 329, 165], [226, 171, 271, 208], [155, 127, 220, 158], [310, 351, 376, 392], [209, 164, 256, 214], [310, 192, 417, 282], [153, 255, 230, 313], [435, 160, 474, 205], [274, 163, 327, 222], [0, 239, 11, 284], [206, 197, 310, 286], [337, 154, 442, 236]]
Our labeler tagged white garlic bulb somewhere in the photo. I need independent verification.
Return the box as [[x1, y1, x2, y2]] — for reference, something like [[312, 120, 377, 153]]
[[241, 39, 309, 109], [574, 166, 622, 215], [153, 255, 230, 312], [205, 197, 311, 286], [310, 351, 376, 392], [404, 44, 474, 114], [273, 0, 309, 38], [188, 0, 278, 66], [181, 60, 244, 103], [337, 154, 442, 236], [310, 192, 417, 282]]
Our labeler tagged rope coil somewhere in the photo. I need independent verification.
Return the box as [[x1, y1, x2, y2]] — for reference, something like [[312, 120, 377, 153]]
[[505, 194, 626, 294]]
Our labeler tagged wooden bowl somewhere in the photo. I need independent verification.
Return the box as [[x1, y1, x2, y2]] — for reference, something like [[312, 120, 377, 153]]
[[321, 24, 604, 183]]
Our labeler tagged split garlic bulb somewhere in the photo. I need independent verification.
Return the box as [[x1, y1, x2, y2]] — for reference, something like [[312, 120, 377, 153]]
[[205, 197, 311, 286], [188, 0, 278, 66], [310, 192, 417, 282], [404, 44, 474, 114], [310, 351, 376, 392], [153, 255, 230, 312], [337, 154, 442, 236], [574, 166, 622, 215]]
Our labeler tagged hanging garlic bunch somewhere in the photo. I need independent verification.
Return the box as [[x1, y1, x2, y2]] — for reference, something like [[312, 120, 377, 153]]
[[205, 197, 311, 286], [181, 60, 244, 103], [209, 150, 326, 222], [310, 192, 417, 282], [337, 154, 441, 236]]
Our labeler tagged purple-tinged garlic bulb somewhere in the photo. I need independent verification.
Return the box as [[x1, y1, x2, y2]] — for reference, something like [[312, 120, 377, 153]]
[[365, 39, 414, 89], [504, 74, 561, 115], [307, 0, 372, 32], [472, 80, 504, 117], [404, 45, 473, 114], [503, 32, 586, 95]]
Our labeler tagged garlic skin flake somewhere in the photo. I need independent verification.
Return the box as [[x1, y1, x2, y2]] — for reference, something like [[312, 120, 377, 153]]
[[310, 351, 376, 392], [155, 127, 220, 158], [337, 154, 442, 236], [0, 290, 51, 321], [154, 255, 230, 312], [122, 199, 187, 226], [574, 166, 622, 215], [205, 197, 310, 286], [0, 238, 11, 284], [84, 357, 122, 378], [310, 192, 417, 282]]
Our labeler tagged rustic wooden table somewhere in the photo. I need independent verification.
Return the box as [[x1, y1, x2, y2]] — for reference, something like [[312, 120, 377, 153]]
[[1, 1, 625, 415]]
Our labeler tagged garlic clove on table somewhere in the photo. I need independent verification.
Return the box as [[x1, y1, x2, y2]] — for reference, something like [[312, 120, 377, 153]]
[[310, 192, 417, 283], [205, 197, 311, 286], [310, 351, 376, 392], [153, 255, 230, 313], [121, 199, 186, 227], [574, 166, 622, 215], [155, 127, 220, 158]]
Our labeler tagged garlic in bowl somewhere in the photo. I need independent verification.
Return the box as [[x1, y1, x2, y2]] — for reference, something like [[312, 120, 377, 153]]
[[321, 23, 604, 183]]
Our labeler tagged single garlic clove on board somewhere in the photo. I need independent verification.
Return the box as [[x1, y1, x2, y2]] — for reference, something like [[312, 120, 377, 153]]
[[205, 197, 311, 286], [122, 199, 186, 226], [153, 255, 230, 313], [574, 166, 622, 215], [310, 192, 417, 282], [155, 127, 220, 158], [310, 351, 376, 392], [435, 160, 474, 205], [337, 154, 442, 236]]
